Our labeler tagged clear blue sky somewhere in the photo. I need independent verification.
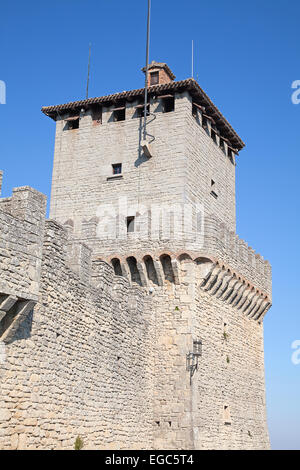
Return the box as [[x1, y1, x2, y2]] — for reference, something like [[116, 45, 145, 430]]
[[1, 0, 299, 450]]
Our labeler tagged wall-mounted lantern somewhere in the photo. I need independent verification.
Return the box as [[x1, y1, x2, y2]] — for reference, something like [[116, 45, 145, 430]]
[[186, 340, 202, 385]]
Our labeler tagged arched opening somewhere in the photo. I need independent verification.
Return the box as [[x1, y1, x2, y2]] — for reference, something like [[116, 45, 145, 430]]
[[177, 253, 193, 263], [111, 258, 123, 276], [144, 255, 159, 285], [160, 254, 175, 283], [127, 256, 142, 286]]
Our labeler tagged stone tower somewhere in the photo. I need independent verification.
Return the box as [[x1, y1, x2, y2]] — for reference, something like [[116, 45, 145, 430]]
[[41, 62, 272, 449]]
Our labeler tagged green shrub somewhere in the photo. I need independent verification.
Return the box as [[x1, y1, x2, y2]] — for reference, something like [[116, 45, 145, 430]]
[[74, 436, 84, 450]]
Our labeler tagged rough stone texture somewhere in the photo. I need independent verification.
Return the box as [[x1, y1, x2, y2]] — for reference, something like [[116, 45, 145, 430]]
[[0, 70, 272, 450], [0, 217, 154, 450], [0, 186, 46, 302]]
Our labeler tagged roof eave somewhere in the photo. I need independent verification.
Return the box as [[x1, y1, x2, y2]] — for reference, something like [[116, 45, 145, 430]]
[[41, 79, 245, 150]]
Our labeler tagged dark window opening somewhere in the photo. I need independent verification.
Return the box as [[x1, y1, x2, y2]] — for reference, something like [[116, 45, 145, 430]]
[[162, 96, 175, 113], [127, 256, 142, 285], [65, 115, 80, 130], [160, 254, 175, 283], [111, 258, 123, 276], [0, 297, 31, 338], [220, 139, 226, 154], [202, 116, 209, 133], [126, 216, 135, 233], [112, 163, 122, 175], [211, 129, 217, 144], [136, 103, 150, 118], [92, 107, 102, 125], [150, 71, 159, 86], [192, 103, 198, 118], [144, 255, 159, 285], [69, 119, 79, 130], [113, 106, 126, 122]]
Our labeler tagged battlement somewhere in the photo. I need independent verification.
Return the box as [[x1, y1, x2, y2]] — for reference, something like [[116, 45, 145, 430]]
[[0, 180, 271, 449], [203, 215, 272, 296], [74, 210, 272, 298], [0, 176, 47, 302]]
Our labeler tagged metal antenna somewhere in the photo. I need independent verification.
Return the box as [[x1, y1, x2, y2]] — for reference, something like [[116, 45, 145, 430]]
[[143, 0, 151, 140], [192, 39, 194, 78], [86, 43, 91, 99]]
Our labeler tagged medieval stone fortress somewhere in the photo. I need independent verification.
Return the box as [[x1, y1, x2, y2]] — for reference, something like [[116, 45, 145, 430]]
[[0, 62, 271, 450]]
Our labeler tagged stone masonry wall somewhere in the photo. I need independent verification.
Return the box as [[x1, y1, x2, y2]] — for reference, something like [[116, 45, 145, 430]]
[[148, 255, 269, 450], [49, 89, 236, 241], [0, 219, 154, 450], [0, 184, 46, 301]]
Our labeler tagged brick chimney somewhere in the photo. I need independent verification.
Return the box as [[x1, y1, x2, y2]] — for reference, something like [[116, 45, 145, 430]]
[[142, 61, 176, 87]]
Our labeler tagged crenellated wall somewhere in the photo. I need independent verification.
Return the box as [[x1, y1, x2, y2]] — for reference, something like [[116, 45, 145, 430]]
[[0, 178, 271, 450], [0, 217, 154, 450], [0, 180, 47, 344], [77, 212, 271, 298]]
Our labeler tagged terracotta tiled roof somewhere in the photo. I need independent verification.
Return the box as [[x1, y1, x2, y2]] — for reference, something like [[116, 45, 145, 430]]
[[41, 78, 245, 150]]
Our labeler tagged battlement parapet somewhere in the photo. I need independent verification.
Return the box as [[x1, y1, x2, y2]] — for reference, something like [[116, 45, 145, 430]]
[[0, 177, 47, 302], [74, 211, 272, 296], [203, 215, 272, 296]]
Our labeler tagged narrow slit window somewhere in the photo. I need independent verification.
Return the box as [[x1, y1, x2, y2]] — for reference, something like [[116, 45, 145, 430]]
[[126, 216, 135, 233], [210, 179, 218, 199]]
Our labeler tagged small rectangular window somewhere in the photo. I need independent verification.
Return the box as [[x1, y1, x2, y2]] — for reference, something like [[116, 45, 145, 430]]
[[92, 107, 102, 125], [162, 96, 174, 113], [150, 71, 159, 85], [113, 106, 126, 122], [112, 163, 122, 175], [211, 129, 217, 144], [65, 115, 80, 130], [126, 216, 135, 233], [135, 103, 150, 118]]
